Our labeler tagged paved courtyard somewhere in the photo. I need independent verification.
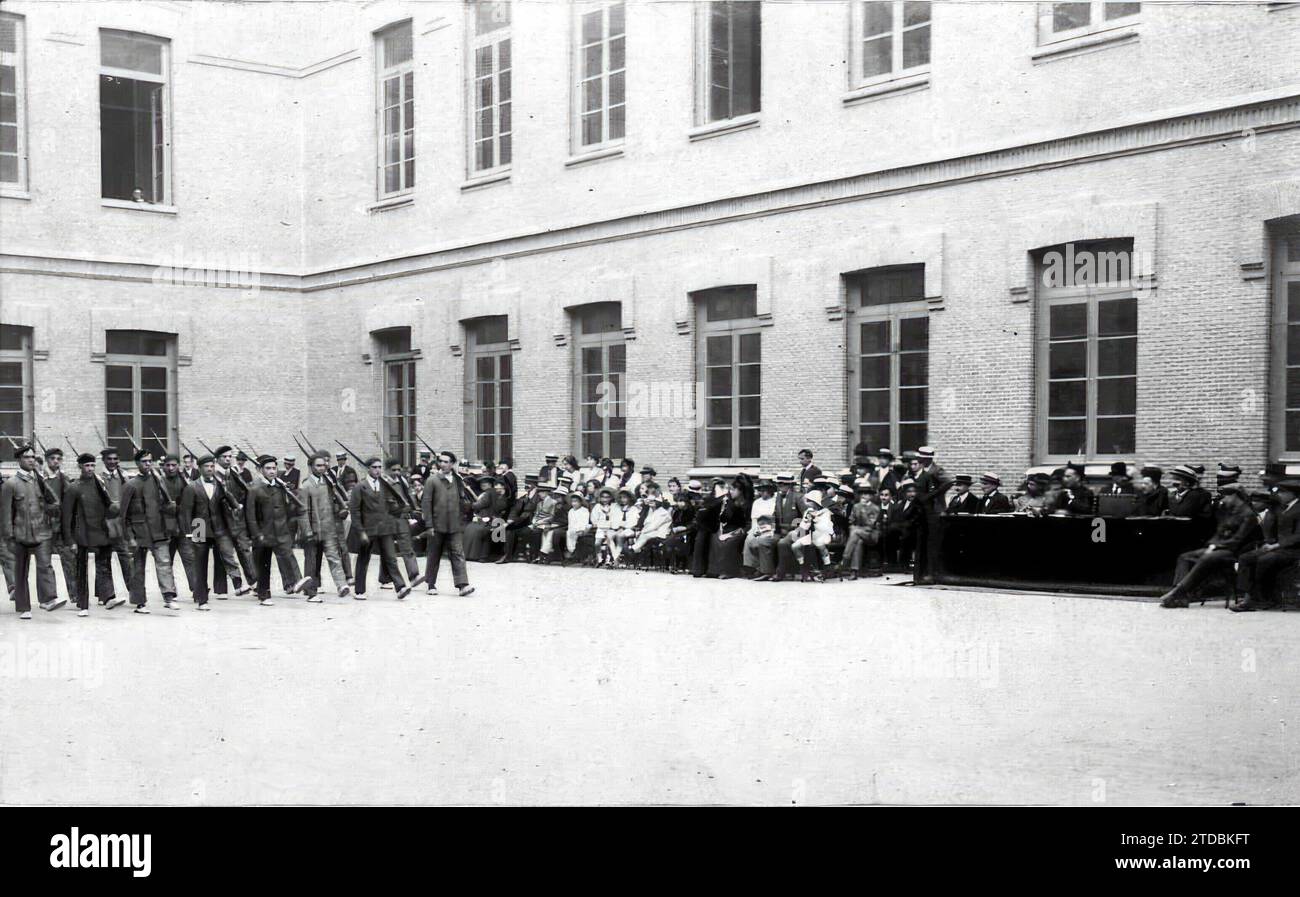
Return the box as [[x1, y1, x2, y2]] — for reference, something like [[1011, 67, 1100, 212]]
[[1, 556, 1296, 806]]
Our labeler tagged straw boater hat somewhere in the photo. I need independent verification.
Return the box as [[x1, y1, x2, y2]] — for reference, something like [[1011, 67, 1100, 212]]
[[1170, 464, 1201, 484], [803, 490, 824, 507], [980, 472, 1001, 487]]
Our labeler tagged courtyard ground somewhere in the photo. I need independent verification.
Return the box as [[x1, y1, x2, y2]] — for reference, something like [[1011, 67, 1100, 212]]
[[1, 555, 1296, 806]]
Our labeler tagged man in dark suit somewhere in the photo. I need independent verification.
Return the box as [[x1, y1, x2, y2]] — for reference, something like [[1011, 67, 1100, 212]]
[[887, 481, 923, 571], [42, 447, 80, 598], [214, 445, 259, 587], [1058, 462, 1096, 516], [121, 448, 179, 613], [332, 451, 359, 491], [422, 450, 474, 596], [911, 445, 950, 581], [496, 474, 538, 563], [1, 443, 67, 617], [1161, 485, 1258, 608], [348, 456, 411, 599], [538, 453, 560, 488], [1166, 465, 1212, 518], [976, 473, 1013, 514], [1100, 461, 1134, 495], [177, 454, 251, 607], [97, 446, 136, 601], [281, 456, 301, 490], [244, 454, 313, 605], [1233, 479, 1300, 611], [944, 475, 980, 514], [414, 451, 433, 482], [159, 453, 189, 587], [1133, 466, 1169, 516], [62, 452, 128, 613], [797, 449, 822, 491], [381, 457, 423, 587]]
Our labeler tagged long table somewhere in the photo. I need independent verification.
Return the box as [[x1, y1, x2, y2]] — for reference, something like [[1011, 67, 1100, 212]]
[[931, 513, 1217, 597]]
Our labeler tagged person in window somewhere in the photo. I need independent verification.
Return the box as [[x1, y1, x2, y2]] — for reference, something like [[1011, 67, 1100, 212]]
[[421, 451, 475, 596], [1160, 485, 1258, 609], [1166, 465, 1212, 518], [1, 443, 67, 618], [708, 474, 752, 580], [1132, 466, 1169, 517], [796, 449, 821, 491], [538, 453, 560, 487], [976, 473, 1012, 514], [1101, 461, 1134, 495]]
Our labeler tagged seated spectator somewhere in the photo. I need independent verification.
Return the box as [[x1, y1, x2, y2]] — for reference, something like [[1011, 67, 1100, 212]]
[[840, 482, 883, 579], [744, 479, 779, 581]]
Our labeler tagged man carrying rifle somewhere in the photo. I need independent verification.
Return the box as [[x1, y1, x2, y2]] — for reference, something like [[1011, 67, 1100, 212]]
[[213, 445, 260, 589], [348, 455, 413, 600], [62, 452, 128, 615], [298, 451, 351, 601], [42, 446, 80, 602], [378, 457, 422, 590], [245, 454, 314, 605], [98, 446, 135, 602], [121, 448, 179, 613], [421, 450, 475, 596], [177, 454, 251, 608], [159, 453, 189, 584], [1, 443, 68, 617]]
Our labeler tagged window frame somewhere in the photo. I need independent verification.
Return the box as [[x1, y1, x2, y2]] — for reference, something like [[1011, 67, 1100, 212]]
[[695, 1, 762, 125], [850, 1, 931, 90], [695, 287, 762, 466], [1, 13, 27, 190], [1269, 222, 1300, 461], [1033, 245, 1139, 464], [103, 329, 177, 459], [464, 317, 513, 465], [375, 19, 415, 200], [572, 303, 626, 461], [1037, 1, 1140, 46], [466, 1, 513, 178], [0, 324, 33, 442], [376, 327, 418, 469], [845, 266, 930, 458], [571, 0, 626, 154], [98, 28, 171, 205]]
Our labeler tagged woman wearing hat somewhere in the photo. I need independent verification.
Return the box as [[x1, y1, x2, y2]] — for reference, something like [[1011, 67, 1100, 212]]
[[1013, 474, 1049, 515], [664, 481, 699, 573], [464, 476, 508, 561], [707, 474, 753, 579]]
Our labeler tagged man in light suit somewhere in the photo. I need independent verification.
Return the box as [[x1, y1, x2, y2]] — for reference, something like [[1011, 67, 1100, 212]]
[[421, 450, 475, 596], [298, 452, 351, 601]]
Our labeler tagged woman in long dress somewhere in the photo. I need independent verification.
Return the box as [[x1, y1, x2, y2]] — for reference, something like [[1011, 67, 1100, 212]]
[[707, 474, 753, 579], [464, 477, 507, 561]]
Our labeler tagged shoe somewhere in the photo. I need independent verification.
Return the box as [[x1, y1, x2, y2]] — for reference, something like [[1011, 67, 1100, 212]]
[[77, 610, 89, 617], [339, 586, 351, 598], [258, 598, 274, 606], [812, 574, 825, 583], [353, 593, 366, 601], [40, 597, 69, 612], [105, 597, 126, 610], [196, 604, 211, 611], [234, 583, 252, 596], [379, 582, 394, 590], [396, 583, 413, 600], [163, 597, 177, 610], [459, 585, 475, 597], [1230, 602, 1265, 613], [215, 594, 228, 600], [18, 611, 31, 620], [770, 575, 786, 583], [133, 606, 150, 615], [292, 576, 314, 594], [1160, 593, 1188, 609], [306, 595, 323, 603], [427, 586, 438, 595], [493, 558, 510, 565]]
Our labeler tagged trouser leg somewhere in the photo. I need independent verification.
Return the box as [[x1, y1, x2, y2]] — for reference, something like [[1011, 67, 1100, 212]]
[[353, 542, 373, 595], [1254, 549, 1300, 603], [51, 537, 78, 599], [376, 535, 405, 589], [93, 547, 113, 605], [320, 533, 348, 592], [841, 531, 863, 570], [254, 546, 273, 598], [425, 532, 445, 587], [129, 546, 149, 606], [150, 541, 176, 598], [0, 535, 13, 596], [73, 545, 91, 610], [440, 532, 469, 588], [12, 542, 33, 612], [395, 526, 420, 581], [272, 541, 302, 591], [177, 535, 198, 597]]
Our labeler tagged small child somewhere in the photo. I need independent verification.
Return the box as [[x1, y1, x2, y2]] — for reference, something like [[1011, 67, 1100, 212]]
[[612, 488, 638, 563], [591, 488, 618, 565], [566, 492, 591, 558]]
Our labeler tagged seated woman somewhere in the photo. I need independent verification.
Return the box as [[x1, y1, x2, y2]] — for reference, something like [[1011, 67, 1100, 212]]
[[665, 481, 698, 573], [707, 474, 753, 579], [627, 491, 672, 566], [463, 476, 508, 561]]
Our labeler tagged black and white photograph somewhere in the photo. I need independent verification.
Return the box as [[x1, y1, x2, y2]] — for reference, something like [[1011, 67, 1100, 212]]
[[0, 0, 1297, 829]]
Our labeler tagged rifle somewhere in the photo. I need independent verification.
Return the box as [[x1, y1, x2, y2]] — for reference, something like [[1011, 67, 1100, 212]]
[[1, 432, 57, 506], [119, 427, 176, 508], [414, 431, 479, 503], [337, 439, 411, 511], [294, 432, 349, 510], [242, 439, 306, 511]]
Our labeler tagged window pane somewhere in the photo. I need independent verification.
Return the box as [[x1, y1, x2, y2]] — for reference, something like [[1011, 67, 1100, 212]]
[[899, 386, 926, 422], [0, 362, 20, 386], [106, 391, 133, 414], [859, 355, 890, 389], [861, 424, 891, 452], [0, 325, 26, 350], [1097, 337, 1136, 376], [1286, 367, 1300, 407], [862, 1, 892, 37], [1097, 377, 1136, 416], [902, 24, 929, 69], [738, 396, 760, 427], [737, 363, 760, 395], [898, 422, 927, 454], [1104, 3, 1140, 20], [1053, 3, 1091, 32], [140, 366, 167, 389], [738, 333, 760, 363], [101, 31, 163, 75], [707, 366, 732, 397], [899, 353, 927, 387], [860, 320, 890, 353], [862, 36, 892, 78], [140, 390, 168, 415], [738, 428, 759, 459], [106, 366, 133, 389], [1049, 380, 1087, 417], [706, 428, 730, 459], [899, 316, 928, 351], [1049, 304, 1087, 339], [706, 336, 732, 365], [1049, 341, 1087, 379], [708, 398, 731, 427], [1288, 411, 1300, 453], [1048, 418, 1087, 456], [903, 1, 931, 26], [1096, 417, 1135, 455], [860, 390, 890, 423], [1098, 298, 1137, 336]]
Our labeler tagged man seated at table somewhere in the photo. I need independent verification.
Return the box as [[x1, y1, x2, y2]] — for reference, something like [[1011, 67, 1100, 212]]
[[1057, 463, 1096, 516], [1133, 466, 1169, 517], [1159, 484, 1258, 608], [977, 473, 1012, 514], [1232, 479, 1300, 612], [944, 475, 979, 514]]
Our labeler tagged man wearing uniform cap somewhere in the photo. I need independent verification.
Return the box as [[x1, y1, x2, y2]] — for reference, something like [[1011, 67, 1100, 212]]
[[62, 451, 130, 614], [1232, 479, 1300, 611], [97, 445, 136, 600], [159, 454, 189, 586], [977, 473, 1012, 514], [1160, 484, 1258, 609], [332, 451, 359, 492], [213, 445, 261, 589], [177, 454, 252, 607], [41, 446, 80, 600], [1, 443, 67, 617], [244, 454, 315, 605], [120, 448, 179, 613]]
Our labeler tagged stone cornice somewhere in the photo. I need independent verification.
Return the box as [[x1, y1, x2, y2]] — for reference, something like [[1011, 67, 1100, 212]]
[[3, 85, 1299, 294]]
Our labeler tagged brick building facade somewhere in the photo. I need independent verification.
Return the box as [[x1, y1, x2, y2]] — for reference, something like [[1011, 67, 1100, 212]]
[[1, 1, 1298, 485]]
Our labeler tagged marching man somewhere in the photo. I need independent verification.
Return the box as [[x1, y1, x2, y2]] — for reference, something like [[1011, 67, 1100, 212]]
[[1, 443, 67, 617]]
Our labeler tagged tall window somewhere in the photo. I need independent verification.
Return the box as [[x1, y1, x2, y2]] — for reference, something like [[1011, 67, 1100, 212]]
[[854, 1, 930, 85], [697, 287, 760, 464], [376, 327, 417, 468], [1, 14, 25, 188], [699, 1, 761, 123], [104, 330, 176, 459], [1034, 239, 1138, 461], [466, 316, 512, 464], [847, 266, 928, 455], [1270, 222, 1300, 458], [574, 303, 626, 460], [573, 1, 625, 151], [100, 30, 170, 203], [470, 1, 512, 174], [376, 21, 415, 198], [0, 324, 32, 441], [1038, 2, 1139, 44]]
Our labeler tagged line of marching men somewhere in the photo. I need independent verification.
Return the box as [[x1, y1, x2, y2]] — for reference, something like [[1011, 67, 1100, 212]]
[[0, 440, 480, 619]]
